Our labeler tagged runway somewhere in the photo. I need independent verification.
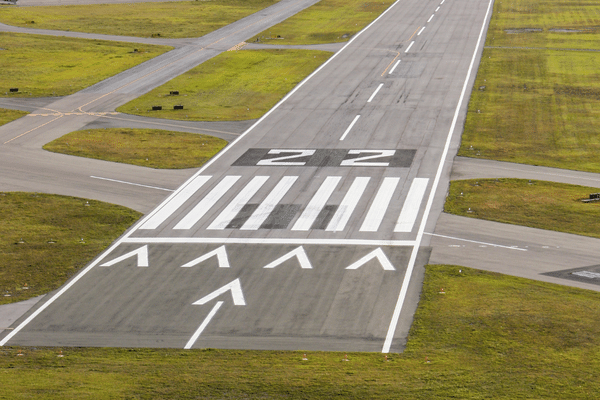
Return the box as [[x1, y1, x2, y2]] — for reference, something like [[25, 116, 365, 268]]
[[1, 0, 495, 352]]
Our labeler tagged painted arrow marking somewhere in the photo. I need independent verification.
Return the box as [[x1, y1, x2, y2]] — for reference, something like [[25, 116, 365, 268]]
[[263, 246, 313, 269], [100, 245, 149, 268], [185, 278, 246, 349], [181, 245, 230, 268], [345, 248, 395, 271]]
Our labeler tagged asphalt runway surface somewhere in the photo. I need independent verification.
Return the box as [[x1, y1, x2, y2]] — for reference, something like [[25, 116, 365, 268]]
[[1, 0, 497, 352]]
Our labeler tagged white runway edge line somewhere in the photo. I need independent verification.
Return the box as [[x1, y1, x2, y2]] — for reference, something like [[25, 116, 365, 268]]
[[340, 115, 361, 141], [0, 0, 409, 347], [368, 83, 384, 102], [382, 0, 495, 354], [404, 41, 415, 53], [389, 60, 401, 74], [90, 176, 174, 192]]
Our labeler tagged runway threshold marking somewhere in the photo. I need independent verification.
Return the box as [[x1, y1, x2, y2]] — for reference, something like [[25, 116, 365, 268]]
[[339, 115, 360, 140], [90, 176, 174, 192], [382, 0, 495, 353]]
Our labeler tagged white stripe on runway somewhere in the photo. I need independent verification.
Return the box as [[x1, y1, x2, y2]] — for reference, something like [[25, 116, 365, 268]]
[[394, 178, 429, 232], [427, 14, 434, 22], [174, 176, 241, 230], [405, 41, 415, 53], [360, 177, 400, 232], [340, 115, 361, 141], [326, 177, 370, 232], [388, 60, 401, 74], [207, 176, 269, 230], [367, 83, 384, 103], [139, 175, 211, 230], [417, 27, 426, 36], [292, 176, 341, 231], [241, 176, 298, 230], [435, 6, 440, 12]]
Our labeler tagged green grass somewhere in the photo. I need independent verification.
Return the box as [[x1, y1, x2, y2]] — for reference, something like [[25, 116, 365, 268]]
[[249, 0, 395, 45], [3, 265, 600, 398], [0, 0, 278, 38], [460, 0, 600, 172], [43, 128, 228, 169], [445, 179, 600, 238], [117, 49, 332, 121], [0, 108, 28, 126], [0, 33, 170, 98], [0, 192, 141, 305]]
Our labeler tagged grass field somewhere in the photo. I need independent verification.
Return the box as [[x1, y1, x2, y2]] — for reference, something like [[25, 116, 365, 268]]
[[3, 265, 600, 398], [117, 49, 332, 121], [445, 179, 600, 238], [249, 0, 395, 45], [0, 0, 277, 38], [43, 128, 228, 169], [0, 33, 170, 98], [460, 0, 600, 172], [0, 108, 28, 126], [0, 192, 141, 305]]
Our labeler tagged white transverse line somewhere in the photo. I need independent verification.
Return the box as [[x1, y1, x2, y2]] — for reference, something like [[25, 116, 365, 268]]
[[394, 178, 429, 232], [0, 0, 411, 347], [90, 176, 173, 192], [427, 14, 434, 23], [360, 177, 400, 232], [368, 83, 384, 102], [184, 301, 223, 349], [382, 0, 495, 353], [241, 176, 298, 230], [417, 27, 426, 36], [326, 177, 370, 232], [207, 176, 269, 230], [139, 175, 211, 230], [404, 41, 415, 53], [174, 176, 241, 230], [424, 232, 528, 251], [292, 176, 341, 231], [340, 115, 361, 141], [389, 60, 401, 74], [124, 237, 418, 246]]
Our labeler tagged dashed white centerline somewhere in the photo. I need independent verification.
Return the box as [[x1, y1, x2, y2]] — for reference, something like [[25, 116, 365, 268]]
[[367, 83, 384, 102], [440, 0, 445, 4], [404, 41, 415, 53], [417, 27, 426, 36], [90, 176, 174, 192], [389, 60, 401, 74], [340, 115, 361, 141], [427, 14, 434, 22], [435, 6, 440, 12]]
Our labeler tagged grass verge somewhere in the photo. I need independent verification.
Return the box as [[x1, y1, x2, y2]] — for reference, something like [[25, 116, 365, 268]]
[[445, 178, 600, 238], [0, 108, 28, 126], [0, 33, 170, 97], [0, 192, 141, 305], [249, 0, 395, 45], [117, 49, 332, 121], [0, 0, 277, 38], [43, 128, 228, 169], [3, 265, 600, 398], [460, 0, 600, 172]]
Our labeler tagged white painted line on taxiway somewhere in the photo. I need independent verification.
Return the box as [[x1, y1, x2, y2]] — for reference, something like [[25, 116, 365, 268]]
[[184, 301, 223, 350], [90, 176, 173, 192], [424, 232, 528, 251], [368, 83, 384, 102], [326, 177, 370, 232], [340, 115, 360, 141], [417, 27, 426, 36], [174, 175, 241, 230], [241, 176, 298, 230], [389, 60, 401, 74], [405, 41, 415, 53], [292, 176, 341, 231], [382, 0, 495, 354], [139, 175, 211, 230], [427, 14, 434, 23], [207, 176, 269, 230], [122, 237, 418, 246], [360, 177, 400, 232]]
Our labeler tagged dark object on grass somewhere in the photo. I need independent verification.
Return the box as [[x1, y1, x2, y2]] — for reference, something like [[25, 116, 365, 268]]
[[174, 105, 184, 110], [9, 88, 18, 93], [170, 90, 179, 95], [152, 105, 162, 111]]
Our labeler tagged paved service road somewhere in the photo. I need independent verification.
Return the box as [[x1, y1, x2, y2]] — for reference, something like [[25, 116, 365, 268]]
[[1, 0, 495, 352]]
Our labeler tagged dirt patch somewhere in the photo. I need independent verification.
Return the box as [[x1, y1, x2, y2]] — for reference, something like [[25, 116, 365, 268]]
[[504, 28, 543, 34], [554, 85, 600, 100], [548, 28, 583, 33]]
